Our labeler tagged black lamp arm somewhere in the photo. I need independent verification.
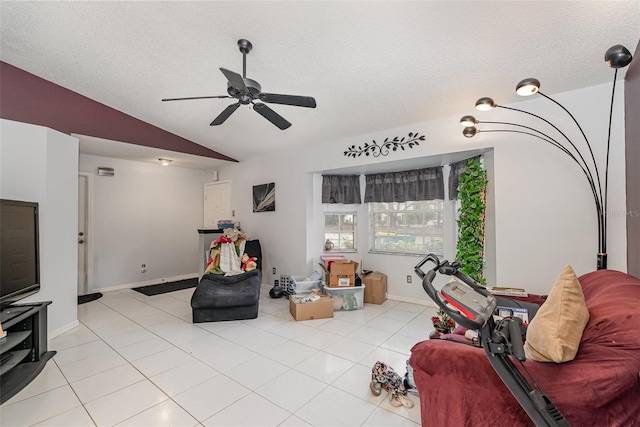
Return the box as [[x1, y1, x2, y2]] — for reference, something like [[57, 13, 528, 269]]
[[537, 92, 604, 207], [603, 68, 619, 252], [496, 105, 600, 202], [478, 128, 604, 254]]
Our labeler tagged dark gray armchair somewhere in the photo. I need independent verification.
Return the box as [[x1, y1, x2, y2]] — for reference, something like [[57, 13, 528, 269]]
[[190, 239, 262, 323]]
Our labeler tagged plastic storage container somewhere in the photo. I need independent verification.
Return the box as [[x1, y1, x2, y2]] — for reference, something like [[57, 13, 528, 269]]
[[322, 284, 365, 311], [280, 272, 322, 294]]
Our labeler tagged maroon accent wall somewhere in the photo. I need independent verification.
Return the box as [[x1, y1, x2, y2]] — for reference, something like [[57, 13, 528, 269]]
[[0, 61, 237, 163], [625, 41, 640, 277]]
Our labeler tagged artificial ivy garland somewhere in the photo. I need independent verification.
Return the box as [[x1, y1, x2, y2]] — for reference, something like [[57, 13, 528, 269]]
[[455, 158, 488, 285]]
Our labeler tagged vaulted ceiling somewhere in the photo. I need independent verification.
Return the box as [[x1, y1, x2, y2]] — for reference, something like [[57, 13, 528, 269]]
[[1, 1, 638, 169]]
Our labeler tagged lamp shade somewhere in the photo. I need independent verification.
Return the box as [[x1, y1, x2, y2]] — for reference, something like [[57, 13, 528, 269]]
[[605, 44, 632, 69], [463, 126, 478, 138], [460, 115, 477, 127], [475, 97, 496, 111], [516, 78, 540, 96]]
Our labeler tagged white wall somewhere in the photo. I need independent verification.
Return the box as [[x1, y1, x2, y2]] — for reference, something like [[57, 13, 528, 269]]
[[79, 155, 206, 291], [217, 82, 627, 298], [1, 119, 79, 337]]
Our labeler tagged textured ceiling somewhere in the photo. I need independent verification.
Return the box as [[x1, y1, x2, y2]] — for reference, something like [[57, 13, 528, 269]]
[[1, 1, 638, 169]]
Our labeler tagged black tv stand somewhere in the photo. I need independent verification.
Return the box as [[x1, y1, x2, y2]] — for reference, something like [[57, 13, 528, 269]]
[[0, 305, 32, 324], [0, 301, 55, 404]]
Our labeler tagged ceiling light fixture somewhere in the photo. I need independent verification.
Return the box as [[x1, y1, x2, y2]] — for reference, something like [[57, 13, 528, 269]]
[[158, 158, 172, 166], [460, 44, 633, 270]]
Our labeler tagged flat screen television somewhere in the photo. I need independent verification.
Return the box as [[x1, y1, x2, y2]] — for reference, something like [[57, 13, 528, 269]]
[[0, 199, 41, 307]]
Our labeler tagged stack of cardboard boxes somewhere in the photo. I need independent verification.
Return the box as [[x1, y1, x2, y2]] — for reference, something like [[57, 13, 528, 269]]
[[289, 257, 389, 320]]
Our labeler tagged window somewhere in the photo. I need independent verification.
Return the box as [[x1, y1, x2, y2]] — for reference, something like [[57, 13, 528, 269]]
[[370, 200, 444, 254], [324, 213, 357, 251]]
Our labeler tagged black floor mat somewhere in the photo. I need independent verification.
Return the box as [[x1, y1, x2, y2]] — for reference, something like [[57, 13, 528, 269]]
[[78, 292, 103, 305], [132, 278, 198, 296]]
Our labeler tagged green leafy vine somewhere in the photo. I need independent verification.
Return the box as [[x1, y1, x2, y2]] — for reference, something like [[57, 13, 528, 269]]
[[455, 159, 488, 285]]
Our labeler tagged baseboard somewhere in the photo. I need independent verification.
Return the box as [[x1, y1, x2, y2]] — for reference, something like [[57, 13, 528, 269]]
[[387, 294, 437, 308], [92, 273, 199, 293], [49, 319, 80, 340]]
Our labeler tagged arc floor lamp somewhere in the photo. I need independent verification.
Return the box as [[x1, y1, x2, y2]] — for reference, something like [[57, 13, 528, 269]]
[[460, 45, 633, 270]]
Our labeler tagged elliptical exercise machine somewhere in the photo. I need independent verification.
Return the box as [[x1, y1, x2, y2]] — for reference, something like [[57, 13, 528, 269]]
[[414, 254, 570, 427]]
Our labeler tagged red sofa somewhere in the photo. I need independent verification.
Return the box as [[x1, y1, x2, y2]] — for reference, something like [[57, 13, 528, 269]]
[[409, 270, 640, 427]]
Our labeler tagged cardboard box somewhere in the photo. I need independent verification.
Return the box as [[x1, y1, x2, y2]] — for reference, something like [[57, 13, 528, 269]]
[[362, 272, 388, 304], [289, 295, 334, 321], [328, 261, 359, 287]]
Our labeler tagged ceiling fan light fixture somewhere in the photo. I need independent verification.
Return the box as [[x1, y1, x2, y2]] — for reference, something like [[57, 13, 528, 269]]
[[475, 97, 496, 111], [516, 78, 540, 96]]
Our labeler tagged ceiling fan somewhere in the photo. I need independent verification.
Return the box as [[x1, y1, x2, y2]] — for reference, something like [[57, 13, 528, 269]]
[[162, 39, 316, 130]]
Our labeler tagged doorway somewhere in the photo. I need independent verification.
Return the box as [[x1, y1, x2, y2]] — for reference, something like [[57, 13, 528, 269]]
[[78, 173, 92, 296], [204, 180, 232, 228]]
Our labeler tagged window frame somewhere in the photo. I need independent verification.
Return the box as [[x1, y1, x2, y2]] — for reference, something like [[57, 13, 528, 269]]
[[369, 199, 445, 256], [323, 211, 358, 252]]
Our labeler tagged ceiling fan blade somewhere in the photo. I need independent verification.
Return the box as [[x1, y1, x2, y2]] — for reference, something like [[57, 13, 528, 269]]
[[210, 103, 241, 126], [220, 67, 247, 92], [253, 103, 291, 130], [162, 95, 231, 102], [258, 93, 317, 108]]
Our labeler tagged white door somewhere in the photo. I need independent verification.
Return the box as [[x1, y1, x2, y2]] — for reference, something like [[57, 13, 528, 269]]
[[78, 174, 89, 295], [204, 180, 232, 228]]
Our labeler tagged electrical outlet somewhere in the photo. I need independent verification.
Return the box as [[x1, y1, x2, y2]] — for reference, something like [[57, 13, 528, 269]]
[[272, 267, 276, 275], [141, 264, 147, 273], [406, 275, 412, 283]]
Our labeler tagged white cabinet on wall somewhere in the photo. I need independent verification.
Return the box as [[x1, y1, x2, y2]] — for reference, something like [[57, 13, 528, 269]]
[[204, 180, 231, 228]]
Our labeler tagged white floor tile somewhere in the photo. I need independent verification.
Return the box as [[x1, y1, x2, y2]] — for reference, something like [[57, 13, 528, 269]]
[[53, 339, 113, 366], [172, 375, 250, 422], [116, 335, 173, 361], [331, 363, 386, 405], [58, 350, 128, 383], [48, 324, 100, 351], [84, 379, 168, 427], [255, 369, 327, 413], [324, 336, 377, 362], [5, 362, 68, 404], [295, 386, 377, 426], [149, 359, 219, 396], [347, 325, 394, 346], [0, 385, 82, 427], [70, 363, 146, 403], [115, 399, 199, 427], [224, 355, 289, 390], [362, 407, 421, 426], [1, 287, 435, 427], [263, 340, 318, 367], [291, 328, 341, 350], [202, 392, 290, 427], [278, 415, 314, 426], [294, 351, 355, 384], [131, 346, 196, 377], [32, 405, 96, 427], [197, 341, 258, 371], [179, 333, 230, 358]]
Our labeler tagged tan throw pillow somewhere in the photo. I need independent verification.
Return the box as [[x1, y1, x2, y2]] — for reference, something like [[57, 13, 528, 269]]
[[524, 265, 589, 363]]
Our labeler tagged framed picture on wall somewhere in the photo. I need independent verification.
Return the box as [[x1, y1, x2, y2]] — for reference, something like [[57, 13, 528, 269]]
[[253, 182, 276, 212]]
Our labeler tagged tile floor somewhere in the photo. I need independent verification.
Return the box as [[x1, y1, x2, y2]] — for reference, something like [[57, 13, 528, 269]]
[[0, 285, 439, 426]]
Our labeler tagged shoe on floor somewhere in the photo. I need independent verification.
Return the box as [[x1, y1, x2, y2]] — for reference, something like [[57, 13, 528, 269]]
[[370, 381, 381, 396]]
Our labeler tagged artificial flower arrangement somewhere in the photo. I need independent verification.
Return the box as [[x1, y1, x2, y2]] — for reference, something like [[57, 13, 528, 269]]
[[431, 308, 456, 334]]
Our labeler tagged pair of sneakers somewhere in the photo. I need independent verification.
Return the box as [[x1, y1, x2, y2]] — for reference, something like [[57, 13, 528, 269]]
[[369, 380, 414, 408]]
